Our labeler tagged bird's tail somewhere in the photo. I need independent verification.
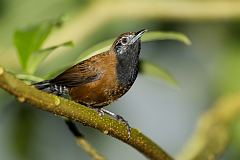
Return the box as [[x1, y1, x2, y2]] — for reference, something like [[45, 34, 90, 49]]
[[32, 80, 51, 91], [33, 80, 69, 97]]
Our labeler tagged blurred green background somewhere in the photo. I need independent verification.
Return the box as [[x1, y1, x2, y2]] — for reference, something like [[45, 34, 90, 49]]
[[1, 0, 240, 160]]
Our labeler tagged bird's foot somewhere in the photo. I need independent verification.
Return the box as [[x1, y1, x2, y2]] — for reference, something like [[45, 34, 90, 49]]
[[85, 106, 131, 139], [96, 108, 105, 116], [86, 106, 105, 116], [101, 108, 131, 140]]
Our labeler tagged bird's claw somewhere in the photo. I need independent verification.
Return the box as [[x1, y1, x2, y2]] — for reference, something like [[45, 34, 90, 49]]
[[97, 108, 105, 116], [116, 115, 131, 140], [88, 108, 131, 140]]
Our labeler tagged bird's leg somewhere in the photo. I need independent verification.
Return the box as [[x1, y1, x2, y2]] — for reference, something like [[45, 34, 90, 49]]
[[85, 105, 105, 116], [68, 103, 131, 139], [97, 108, 105, 116], [101, 108, 131, 140]]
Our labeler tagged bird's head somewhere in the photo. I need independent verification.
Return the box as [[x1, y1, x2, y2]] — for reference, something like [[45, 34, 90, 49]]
[[111, 29, 147, 56]]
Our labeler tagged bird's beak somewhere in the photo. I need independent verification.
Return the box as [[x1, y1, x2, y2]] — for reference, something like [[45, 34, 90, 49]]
[[129, 29, 148, 44]]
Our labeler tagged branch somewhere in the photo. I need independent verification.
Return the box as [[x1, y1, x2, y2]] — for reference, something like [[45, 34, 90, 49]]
[[0, 66, 173, 160], [177, 94, 240, 160], [76, 136, 106, 160]]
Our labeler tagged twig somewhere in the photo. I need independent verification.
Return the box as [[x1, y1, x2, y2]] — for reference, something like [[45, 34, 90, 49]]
[[0, 66, 173, 160], [65, 120, 106, 160], [177, 94, 240, 160], [77, 137, 105, 160]]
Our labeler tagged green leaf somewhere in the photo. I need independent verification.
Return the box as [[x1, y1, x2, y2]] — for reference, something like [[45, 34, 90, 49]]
[[76, 39, 113, 62], [27, 41, 73, 74], [16, 74, 44, 83], [13, 16, 67, 74], [141, 31, 191, 45], [139, 60, 178, 86], [44, 65, 70, 79], [75, 31, 191, 63], [14, 21, 54, 72]]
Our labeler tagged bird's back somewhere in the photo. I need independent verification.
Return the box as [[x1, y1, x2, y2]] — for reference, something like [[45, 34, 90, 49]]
[[67, 51, 120, 107]]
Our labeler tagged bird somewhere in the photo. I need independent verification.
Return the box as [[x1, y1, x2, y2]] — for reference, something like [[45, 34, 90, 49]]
[[34, 29, 147, 139]]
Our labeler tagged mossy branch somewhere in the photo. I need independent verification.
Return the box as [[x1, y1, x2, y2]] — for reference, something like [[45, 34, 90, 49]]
[[0, 66, 173, 160]]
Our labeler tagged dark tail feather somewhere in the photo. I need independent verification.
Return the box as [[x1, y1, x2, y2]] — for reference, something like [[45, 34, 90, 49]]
[[33, 80, 68, 97], [32, 80, 51, 90]]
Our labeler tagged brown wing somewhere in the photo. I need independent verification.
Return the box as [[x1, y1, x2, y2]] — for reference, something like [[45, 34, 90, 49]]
[[50, 59, 101, 87]]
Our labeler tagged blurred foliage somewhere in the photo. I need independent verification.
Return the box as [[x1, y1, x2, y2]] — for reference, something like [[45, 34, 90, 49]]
[[232, 117, 240, 143], [15, 21, 53, 72], [139, 60, 177, 86], [14, 19, 73, 74], [215, 25, 240, 95], [0, 0, 6, 17], [9, 106, 36, 160]]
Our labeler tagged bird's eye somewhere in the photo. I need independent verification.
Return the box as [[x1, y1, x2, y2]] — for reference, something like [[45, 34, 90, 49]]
[[121, 37, 128, 45]]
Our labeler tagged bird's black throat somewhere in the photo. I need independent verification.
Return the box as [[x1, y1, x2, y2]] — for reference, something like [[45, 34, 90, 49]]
[[115, 41, 141, 87]]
